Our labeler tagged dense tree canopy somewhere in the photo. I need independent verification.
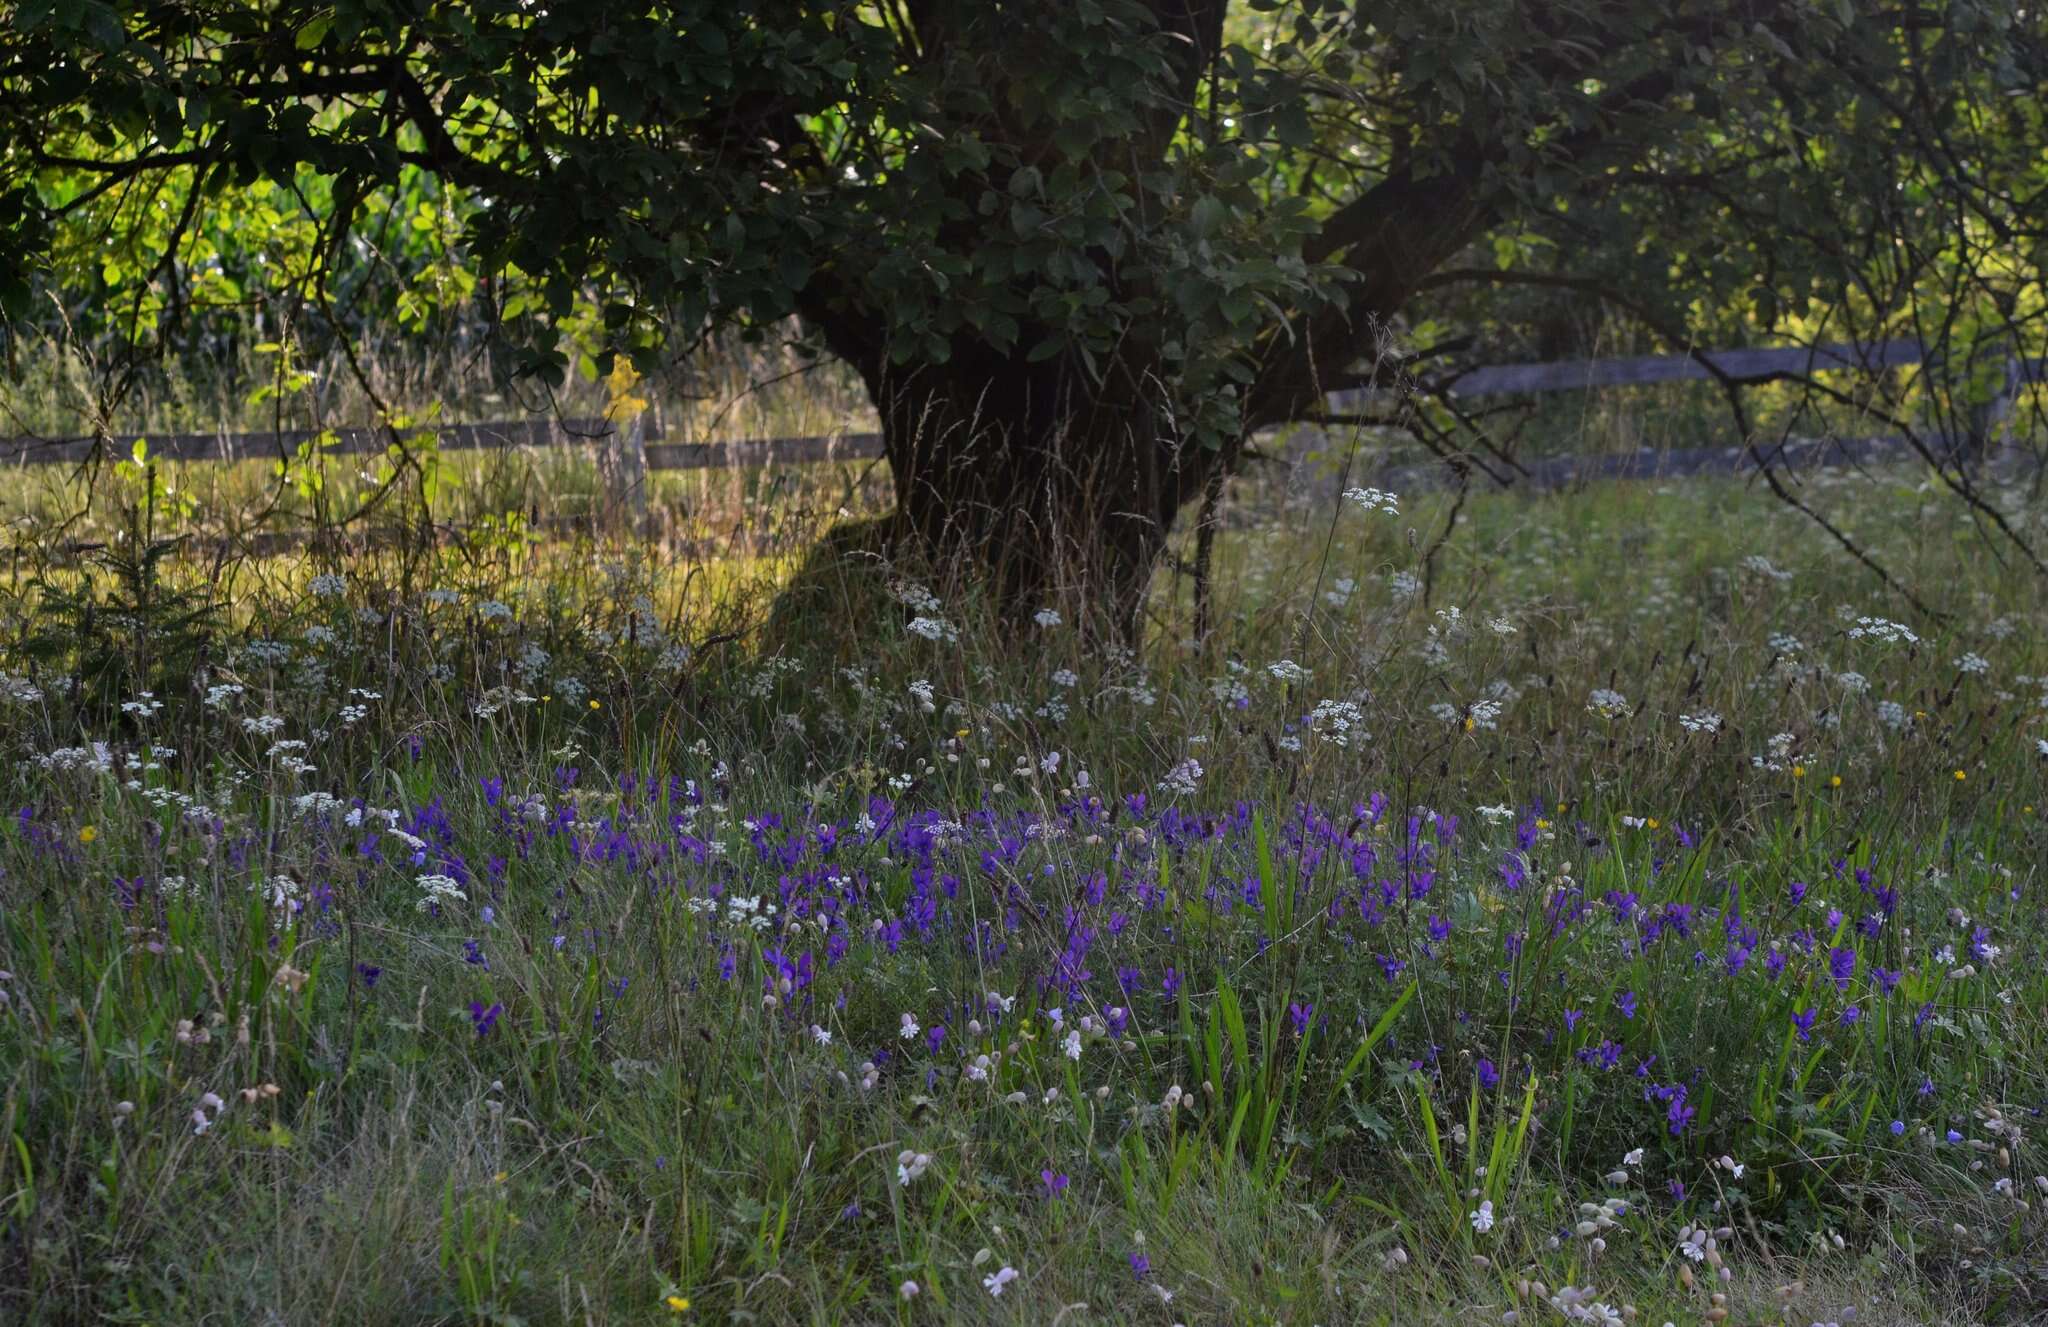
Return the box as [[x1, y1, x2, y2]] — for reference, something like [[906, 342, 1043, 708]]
[[3, 1, 2044, 624]]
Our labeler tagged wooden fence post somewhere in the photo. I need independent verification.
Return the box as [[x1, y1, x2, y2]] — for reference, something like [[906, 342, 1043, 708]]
[[1981, 357, 2022, 473], [615, 411, 649, 531], [600, 361, 651, 534]]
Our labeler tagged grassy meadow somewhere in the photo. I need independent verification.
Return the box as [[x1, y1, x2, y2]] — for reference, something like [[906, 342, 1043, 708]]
[[1, 445, 2045, 1325]]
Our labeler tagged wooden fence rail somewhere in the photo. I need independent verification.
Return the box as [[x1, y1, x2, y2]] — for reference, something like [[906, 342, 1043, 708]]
[[3, 340, 2038, 475]]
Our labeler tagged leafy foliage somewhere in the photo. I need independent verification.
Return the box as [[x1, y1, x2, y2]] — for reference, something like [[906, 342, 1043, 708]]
[[2, 1, 2044, 615]]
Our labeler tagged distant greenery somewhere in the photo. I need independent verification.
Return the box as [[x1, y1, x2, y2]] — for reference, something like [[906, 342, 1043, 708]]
[[2, 460, 2045, 1323]]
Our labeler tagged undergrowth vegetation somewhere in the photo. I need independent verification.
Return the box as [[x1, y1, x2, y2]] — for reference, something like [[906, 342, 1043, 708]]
[[1, 460, 2045, 1325]]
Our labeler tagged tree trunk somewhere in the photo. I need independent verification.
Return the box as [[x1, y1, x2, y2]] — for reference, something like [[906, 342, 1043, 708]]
[[867, 346, 1221, 638]]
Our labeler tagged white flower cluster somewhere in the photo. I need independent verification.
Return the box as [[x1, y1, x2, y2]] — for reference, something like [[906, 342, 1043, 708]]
[[1740, 554, 1793, 583], [1308, 699, 1369, 747], [685, 894, 777, 931], [514, 642, 551, 683], [1586, 689, 1631, 718], [1847, 615, 1918, 644], [1208, 663, 1250, 709], [293, 792, 345, 818], [1342, 486, 1400, 516], [1678, 711, 1722, 734], [472, 688, 538, 718], [416, 873, 467, 912], [1156, 757, 1204, 797], [242, 639, 294, 666]]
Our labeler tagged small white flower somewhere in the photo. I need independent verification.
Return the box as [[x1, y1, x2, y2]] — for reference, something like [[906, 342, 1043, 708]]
[[1623, 1147, 1645, 1167], [983, 1265, 1019, 1297], [1061, 1029, 1083, 1061], [899, 1012, 921, 1040], [1470, 1200, 1495, 1233], [1033, 608, 1062, 627], [896, 1150, 932, 1186], [811, 1025, 832, 1046]]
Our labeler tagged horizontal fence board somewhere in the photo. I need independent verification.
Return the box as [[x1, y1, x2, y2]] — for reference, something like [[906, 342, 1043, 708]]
[[1327, 339, 1930, 409], [0, 416, 634, 467], [644, 433, 883, 471], [1450, 338, 1928, 394]]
